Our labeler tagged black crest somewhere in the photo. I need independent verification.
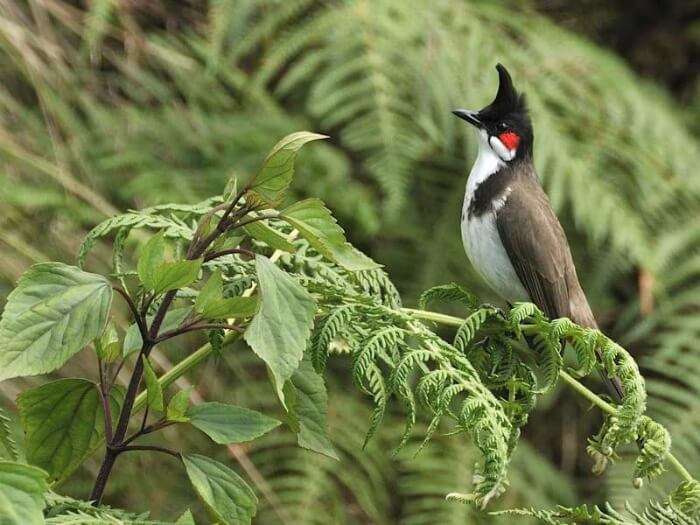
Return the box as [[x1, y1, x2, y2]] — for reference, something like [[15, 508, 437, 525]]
[[477, 64, 528, 122]]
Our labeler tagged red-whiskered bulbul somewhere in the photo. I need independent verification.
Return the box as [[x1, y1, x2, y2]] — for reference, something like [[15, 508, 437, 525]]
[[453, 64, 624, 401]]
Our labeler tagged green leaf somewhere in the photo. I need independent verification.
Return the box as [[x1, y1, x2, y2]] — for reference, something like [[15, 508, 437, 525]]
[[249, 131, 327, 204], [175, 509, 196, 525], [223, 175, 238, 201], [182, 454, 257, 525], [142, 357, 164, 412], [0, 408, 17, 461], [137, 231, 166, 287], [242, 222, 295, 253], [0, 461, 48, 525], [244, 256, 316, 406], [284, 355, 338, 460], [78, 211, 195, 268], [202, 297, 259, 320], [188, 402, 280, 444], [148, 259, 203, 295], [195, 271, 223, 313], [167, 389, 191, 422], [17, 379, 122, 482], [137, 232, 203, 294], [123, 307, 191, 356], [195, 271, 259, 320], [280, 199, 379, 271], [0, 263, 112, 382], [95, 322, 120, 363]]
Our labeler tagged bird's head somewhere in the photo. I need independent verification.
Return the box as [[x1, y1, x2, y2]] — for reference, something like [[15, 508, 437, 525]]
[[453, 64, 533, 162]]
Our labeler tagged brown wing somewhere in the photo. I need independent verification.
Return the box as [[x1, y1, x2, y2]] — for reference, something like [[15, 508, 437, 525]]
[[496, 178, 623, 397], [495, 174, 576, 320]]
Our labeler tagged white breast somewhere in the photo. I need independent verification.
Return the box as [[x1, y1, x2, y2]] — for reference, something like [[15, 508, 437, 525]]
[[461, 130, 529, 303]]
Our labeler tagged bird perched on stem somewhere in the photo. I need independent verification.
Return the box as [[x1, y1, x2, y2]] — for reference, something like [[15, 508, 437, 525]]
[[453, 64, 623, 401]]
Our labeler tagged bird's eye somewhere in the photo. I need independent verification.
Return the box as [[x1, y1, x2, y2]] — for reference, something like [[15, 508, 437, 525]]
[[499, 122, 508, 130]]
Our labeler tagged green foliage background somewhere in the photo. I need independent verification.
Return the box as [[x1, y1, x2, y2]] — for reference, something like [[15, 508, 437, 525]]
[[0, 0, 698, 523]]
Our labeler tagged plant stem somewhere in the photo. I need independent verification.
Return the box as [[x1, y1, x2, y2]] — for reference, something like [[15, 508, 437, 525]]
[[558, 370, 615, 415], [118, 445, 181, 459], [133, 335, 241, 413], [203, 247, 256, 262], [112, 286, 148, 340], [97, 361, 113, 442], [91, 195, 259, 502], [401, 307, 696, 484], [401, 307, 462, 327], [97, 292, 697, 495], [89, 451, 117, 503], [155, 323, 242, 343]]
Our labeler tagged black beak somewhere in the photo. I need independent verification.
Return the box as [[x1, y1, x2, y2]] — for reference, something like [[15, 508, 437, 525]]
[[452, 109, 482, 128]]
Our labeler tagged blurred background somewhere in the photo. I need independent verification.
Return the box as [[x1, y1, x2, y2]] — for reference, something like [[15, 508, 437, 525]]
[[0, 0, 698, 523]]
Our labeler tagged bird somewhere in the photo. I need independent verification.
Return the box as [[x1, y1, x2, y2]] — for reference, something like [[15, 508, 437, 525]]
[[453, 63, 624, 401]]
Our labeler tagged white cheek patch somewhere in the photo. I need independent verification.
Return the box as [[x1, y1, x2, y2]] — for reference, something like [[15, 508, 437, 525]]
[[489, 135, 516, 162]]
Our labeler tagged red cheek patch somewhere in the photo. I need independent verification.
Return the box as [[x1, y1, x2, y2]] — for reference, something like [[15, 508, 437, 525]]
[[498, 131, 520, 151]]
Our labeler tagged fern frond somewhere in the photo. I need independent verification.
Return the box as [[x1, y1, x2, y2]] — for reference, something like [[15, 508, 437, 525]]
[[418, 283, 478, 311], [453, 307, 498, 353]]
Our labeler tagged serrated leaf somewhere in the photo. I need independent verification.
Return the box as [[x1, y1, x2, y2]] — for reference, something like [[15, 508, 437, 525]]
[[17, 379, 122, 482], [0, 408, 17, 460], [195, 272, 258, 319], [123, 307, 191, 356], [244, 256, 316, 407], [283, 355, 338, 460], [195, 271, 223, 314], [188, 402, 280, 444], [95, 322, 120, 363], [137, 232, 202, 294], [137, 231, 166, 287], [78, 212, 195, 268], [202, 297, 259, 320], [243, 222, 295, 252], [249, 131, 327, 204], [182, 454, 257, 525], [0, 263, 112, 382], [142, 357, 164, 412], [148, 260, 203, 295], [0, 461, 49, 525], [167, 389, 191, 422], [280, 199, 379, 271]]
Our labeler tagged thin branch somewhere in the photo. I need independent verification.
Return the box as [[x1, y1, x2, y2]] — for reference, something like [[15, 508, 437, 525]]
[[230, 214, 274, 230], [221, 186, 248, 224], [191, 201, 252, 258], [122, 419, 174, 446], [117, 445, 181, 459], [112, 286, 148, 341], [139, 406, 150, 435], [97, 360, 113, 443], [203, 247, 255, 262], [91, 230, 295, 504], [148, 290, 178, 341], [140, 291, 155, 319], [110, 358, 126, 386], [155, 322, 243, 343]]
